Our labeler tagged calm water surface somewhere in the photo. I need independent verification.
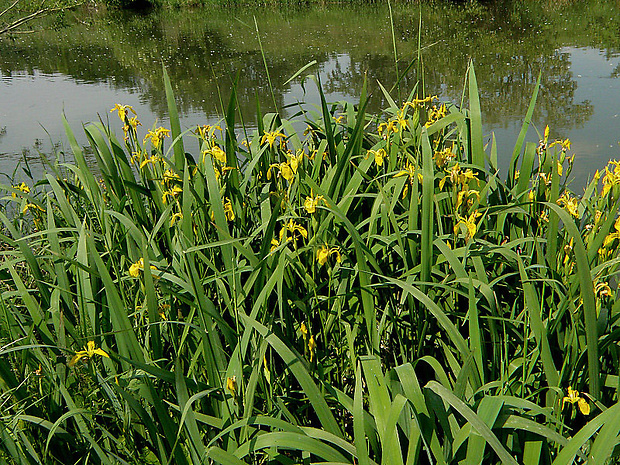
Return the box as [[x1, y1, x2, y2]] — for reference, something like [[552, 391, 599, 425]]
[[1, 1, 620, 188]]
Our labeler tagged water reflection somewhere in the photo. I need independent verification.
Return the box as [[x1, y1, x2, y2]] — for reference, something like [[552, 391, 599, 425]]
[[0, 1, 619, 187]]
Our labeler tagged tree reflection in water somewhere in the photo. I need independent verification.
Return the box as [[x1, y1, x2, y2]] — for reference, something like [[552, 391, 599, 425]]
[[0, 0, 619, 183]]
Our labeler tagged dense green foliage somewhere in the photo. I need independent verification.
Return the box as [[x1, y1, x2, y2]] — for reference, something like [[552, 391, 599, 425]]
[[0, 0, 81, 35], [2, 63, 620, 464]]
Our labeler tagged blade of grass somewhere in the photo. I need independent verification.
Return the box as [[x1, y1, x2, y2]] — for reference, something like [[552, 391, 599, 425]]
[[426, 382, 517, 465], [162, 64, 185, 169]]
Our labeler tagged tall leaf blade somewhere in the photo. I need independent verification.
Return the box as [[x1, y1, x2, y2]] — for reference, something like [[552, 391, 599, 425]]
[[163, 65, 185, 169]]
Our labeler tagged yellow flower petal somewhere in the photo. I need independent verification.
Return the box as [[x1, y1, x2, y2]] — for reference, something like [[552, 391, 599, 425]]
[[69, 341, 108, 367], [304, 196, 316, 214], [308, 335, 316, 362], [226, 376, 237, 395], [317, 246, 329, 266], [578, 397, 590, 416]]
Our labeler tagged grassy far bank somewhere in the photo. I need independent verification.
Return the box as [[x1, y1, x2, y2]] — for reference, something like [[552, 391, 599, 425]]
[[2, 61, 620, 463]]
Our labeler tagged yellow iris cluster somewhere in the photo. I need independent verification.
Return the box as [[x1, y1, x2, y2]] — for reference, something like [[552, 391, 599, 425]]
[[378, 120, 400, 139], [162, 186, 182, 204], [439, 162, 479, 191], [131, 149, 160, 170], [600, 160, 620, 197], [162, 169, 180, 186], [402, 95, 438, 109], [267, 151, 304, 182], [22, 202, 44, 214], [433, 145, 455, 169], [425, 103, 447, 127], [439, 162, 481, 213], [394, 161, 423, 198], [557, 192, 579, 218], [110, 104, 141, 141], [377, 96, 439, 139], [300, 322, 317, 362], [11, 182, 30, 198], [195, 124, 222, 142]]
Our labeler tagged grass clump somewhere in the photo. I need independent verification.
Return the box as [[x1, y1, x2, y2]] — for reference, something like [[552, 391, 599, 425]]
[[2, 63, 620, 464]]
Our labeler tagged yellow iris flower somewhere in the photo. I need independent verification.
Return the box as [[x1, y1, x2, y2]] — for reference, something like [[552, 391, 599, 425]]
[[367, 148, 387, 167], [139, 154, 160, 169], [562, 386, 590, 416], [308, 334, 316, 362], [267, 162, 295, 181], [68, 341, 110, 367], [110, 104, 136, 122], [433, 146, 455, 169], [162, 169, 181, 187], [603, 217, 620, 248], [287, 151, 304, 173], [271, 220, 308, 251], [122, 116, 141, 140], [594, 280, 613, 299], [226, 376, 237, 396], [170, 212, 183, 227], [304, 191, 325, 214], [557, 192, 579, 218], [549, 138, 572, 153], [455, 188, 480, 210], [316, 245, 342, 266], [454, 210, 482, 241], [261, 131, 286, 149], [601, 160, 620, 196], [223, 198, 235, 222], [22, 203, 44, 214], [162, 186, 183, 204], [377, 121, 399, 138], [425, 103, 447, 127], [129, 258, 158, 277], [143, 127, 171, 148], [439, 162, 479, 191], [195, 124, 222, 141], [205, 146, 227, 165], [394, 161, 423, 198]]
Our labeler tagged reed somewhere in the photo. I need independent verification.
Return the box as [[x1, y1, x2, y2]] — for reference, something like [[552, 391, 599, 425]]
[[1, 62, 620, 464]]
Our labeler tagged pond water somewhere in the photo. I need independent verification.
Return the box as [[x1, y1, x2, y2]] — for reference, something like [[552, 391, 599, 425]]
[[1, 0, 620, 189]]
